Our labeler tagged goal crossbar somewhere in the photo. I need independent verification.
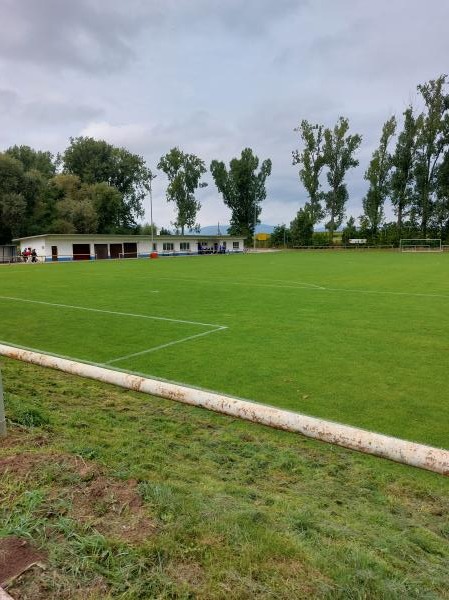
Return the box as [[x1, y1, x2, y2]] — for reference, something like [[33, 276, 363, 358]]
[[400, 239, 442, 252]]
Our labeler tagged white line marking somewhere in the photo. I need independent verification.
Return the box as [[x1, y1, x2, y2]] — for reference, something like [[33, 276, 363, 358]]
[[105, 327, 227, 365], [155, 276, 325, 292], [0, 339, 108, 370], [323, 287, 449, 299], [0, 295, 226, 328], [251, 277, 326, 290], [154, 276, 449, 299]]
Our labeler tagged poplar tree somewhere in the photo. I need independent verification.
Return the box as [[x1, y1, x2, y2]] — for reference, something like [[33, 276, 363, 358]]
[[413, 75, 449, 235], [158, 148, 207, 235], [210, 148, 272, 245], [322, 117, 362, 243], [363, 116, 396, 235], [390, 107, 419, 232], [292, 120, 325, 224]]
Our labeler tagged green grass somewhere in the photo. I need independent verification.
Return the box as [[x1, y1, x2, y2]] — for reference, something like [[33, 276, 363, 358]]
[[1, 358, 448, 599], [1, 250, 448, 447]]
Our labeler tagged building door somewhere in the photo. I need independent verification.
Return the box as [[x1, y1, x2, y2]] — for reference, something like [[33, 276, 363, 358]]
[[51, 246, 58, 262], [94, 244, 108, 260], [123, 242, 137, 258], [72, 244, 91, 260], [109, 243, 123, 259]]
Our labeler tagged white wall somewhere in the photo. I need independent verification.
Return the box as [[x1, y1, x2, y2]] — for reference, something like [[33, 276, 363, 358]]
[[18, 236, 244, 260]]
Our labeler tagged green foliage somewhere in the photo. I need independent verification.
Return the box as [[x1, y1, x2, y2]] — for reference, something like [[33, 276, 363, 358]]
[[63, 136, 152, 229], [363, 116, 396, 234], [322, 117, 362, 242], [138, 222, 158, 236], [390, 107, 419, 231], [290, 204, 314, 246], [157, 147, 207, 234], [210, 148, 272, 244], [0, 154, 27, 243], [341, 216, 358, 244], [292, 120, 325, 224], [5, 144, 56, 178], [413, 75, 449, 235], [271, 224, 290, 247], [87, 182, 123, 234]]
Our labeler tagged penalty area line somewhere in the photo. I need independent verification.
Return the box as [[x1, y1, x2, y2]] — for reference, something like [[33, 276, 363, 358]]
[[0, 295, 225, 328], [104, 326, 227, 365]]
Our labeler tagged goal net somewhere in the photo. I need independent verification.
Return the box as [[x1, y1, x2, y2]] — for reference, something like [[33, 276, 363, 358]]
[[399, 239, 442, 252]]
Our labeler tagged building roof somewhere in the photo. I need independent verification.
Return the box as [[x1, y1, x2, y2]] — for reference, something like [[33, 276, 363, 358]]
[[13, 233, 244, 242]]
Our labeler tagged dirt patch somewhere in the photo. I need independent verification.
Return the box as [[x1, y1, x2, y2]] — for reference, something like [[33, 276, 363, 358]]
[[166, 561, 205, 587], [0, 451, 154, 543], [0, 537, 46, 587], [70, 476, 156, 543], [0, 431, 49, 449], [0, 452, 98, 481]]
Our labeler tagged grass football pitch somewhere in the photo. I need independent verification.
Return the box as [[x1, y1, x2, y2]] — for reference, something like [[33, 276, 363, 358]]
[[1, 250, 448, 448]]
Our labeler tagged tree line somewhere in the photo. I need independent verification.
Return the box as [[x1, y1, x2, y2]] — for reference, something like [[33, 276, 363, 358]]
[[286, 74, 449, 246], [0, 138, 271, 245], [1, 74, 447, 247]]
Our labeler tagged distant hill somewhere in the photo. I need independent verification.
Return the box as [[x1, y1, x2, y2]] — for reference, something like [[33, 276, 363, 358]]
[[198, 224, 275, 235]]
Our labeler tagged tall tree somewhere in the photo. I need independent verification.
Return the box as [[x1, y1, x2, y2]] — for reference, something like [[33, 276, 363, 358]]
[[0, 154, 26, 243], [5, 145, 56, 178], [86, 182, 123, 234], [290, 204, 314, 246], [271, 224, 290, 247], [158, 148, 207, 235], [63, 137, 152, 229], [48, 174, 98, 234], [434, 150, 449, 239], [210, 148, 272, 244], [390, 107, 419, 232], [292, 120, 325, 224], [413, 75, 449, 236], [362, 116, 396, 235], [342, 216, 358, 244], [322, 117, 362, 243]]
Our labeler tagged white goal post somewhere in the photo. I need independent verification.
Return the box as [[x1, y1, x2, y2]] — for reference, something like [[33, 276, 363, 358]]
[[399, 239, 442, 253]]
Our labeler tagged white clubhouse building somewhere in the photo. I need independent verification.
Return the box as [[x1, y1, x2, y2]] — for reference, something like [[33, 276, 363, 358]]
[[13, 233, 245, 262]]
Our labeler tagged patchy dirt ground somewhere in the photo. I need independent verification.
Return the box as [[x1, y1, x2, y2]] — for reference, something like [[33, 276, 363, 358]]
[[1, 451, 155, 544], [0, 536, 46, 587], [69, 476, 156, 543]]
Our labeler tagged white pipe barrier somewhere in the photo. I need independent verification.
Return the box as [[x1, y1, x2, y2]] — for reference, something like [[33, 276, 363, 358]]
[[0, 343, 447, 475]]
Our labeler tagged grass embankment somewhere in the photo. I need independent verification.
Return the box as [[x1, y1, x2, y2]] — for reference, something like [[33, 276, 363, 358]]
[[1, 358, 448, 599]]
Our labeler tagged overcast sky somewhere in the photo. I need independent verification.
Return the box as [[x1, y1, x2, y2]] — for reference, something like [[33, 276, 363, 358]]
[[1, 0, 448, 229]]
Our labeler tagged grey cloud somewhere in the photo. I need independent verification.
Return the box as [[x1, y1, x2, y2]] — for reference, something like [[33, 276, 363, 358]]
[[0, 88, 20, 112], [1, 0, 448, 228], [0, 0, 152, 72], [0, 0, 304, 74], [0, 87, 103, 125]]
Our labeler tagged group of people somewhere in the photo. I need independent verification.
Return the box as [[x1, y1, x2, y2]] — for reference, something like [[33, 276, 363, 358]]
[[21, 247, 38, 263], [198, 244, 227, 255]]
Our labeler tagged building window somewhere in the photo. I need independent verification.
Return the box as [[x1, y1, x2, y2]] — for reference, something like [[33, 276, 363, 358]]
[[152, 243, 157, 251], [180, 242, 190, 251], [233, 241, 240, 249], [163, 242, 174, 251]]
